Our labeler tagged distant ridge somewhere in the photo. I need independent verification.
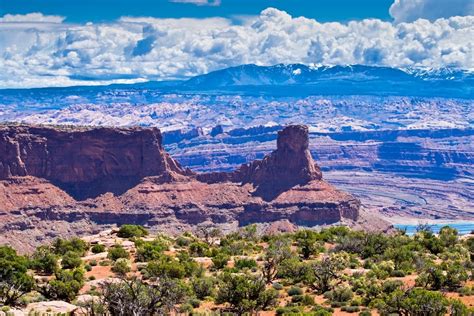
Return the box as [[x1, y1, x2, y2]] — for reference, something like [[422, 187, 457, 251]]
[[0, 64, 472, 98], [184, 64, 473, 86], [184, 64, 415, 87]]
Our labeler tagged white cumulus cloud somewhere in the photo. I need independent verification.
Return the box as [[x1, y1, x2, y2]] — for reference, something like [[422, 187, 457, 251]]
[[0, 8, 473, 88], [0, 12, 65, 23], [390, 0, 474, 23]]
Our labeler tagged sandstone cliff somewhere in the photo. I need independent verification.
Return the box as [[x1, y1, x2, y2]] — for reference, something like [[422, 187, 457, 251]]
[[0, 126, 190, 199], [0, 124, 363, 252]]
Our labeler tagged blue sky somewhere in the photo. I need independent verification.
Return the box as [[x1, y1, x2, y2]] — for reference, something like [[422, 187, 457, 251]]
[[0, 0, 394, 23]]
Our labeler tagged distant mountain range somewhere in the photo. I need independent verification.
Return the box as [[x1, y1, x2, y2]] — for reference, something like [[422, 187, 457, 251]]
[[180, 64, 473, 98], [1, 64, 473, 99]]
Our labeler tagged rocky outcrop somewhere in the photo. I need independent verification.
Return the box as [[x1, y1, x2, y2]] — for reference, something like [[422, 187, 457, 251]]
[[0, 124, 362, 252], [197, 125, 323, 200], [0, 126, 191, 199]]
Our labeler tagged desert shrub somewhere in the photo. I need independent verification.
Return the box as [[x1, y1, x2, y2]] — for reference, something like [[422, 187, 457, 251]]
[[107, 245, 129, 261], [188, 297, 201, 308], [97, 277, 186, 315], [416, 260, 468, 291], [276, 306, 304, 315], [176, 251, 204, 278], [84, 264, 92, 272], [0, 246, 34, 306], [30, 246, 59, 275], [99, 260, 112, 266], [324, 286, 353, 303], [91, 244, 106, 254], [374, 288, 450, 316], [291, 294, 304, 303], [234, 258, 257, 270], [117, 225, 148, 238], [40, 268, 85, 302], [390, 270, 406, 277], [176, 236, 191, 247], [89, 259, 97, 266], [112, 258, 131, 276], [52, 238, 89, 256], [335, 231, 389, 259], [291, 294, 314, 306], [189, 242, 210, 257], [61, 251, 82, 269], [287, 286, 303, 296], [306, 254, 349, 293], [135, 239, 168, 262], [212, 253, 230, 270], [191, 277, 215, 299], [341, 305, 360, 313], [277, 257, 308, 282], [381, 280, 403, 294], [144, 257, 185, 279], [272, 282, 284, 290], [179, 303, 193, 314], [295, 230, 323, 259], [216, 273, 278, 314]]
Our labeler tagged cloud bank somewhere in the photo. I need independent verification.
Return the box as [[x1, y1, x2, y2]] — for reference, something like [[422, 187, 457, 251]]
[[0, 9, 473, 88], [390, 0, 474, 23]]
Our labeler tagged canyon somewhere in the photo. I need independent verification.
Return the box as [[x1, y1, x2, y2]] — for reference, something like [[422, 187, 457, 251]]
[[0, 124, 379, 252]]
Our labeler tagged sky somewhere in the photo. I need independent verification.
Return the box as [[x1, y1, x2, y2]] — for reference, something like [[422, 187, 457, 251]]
[[1, 0, 395, 23], [0, 0, 473, 88]]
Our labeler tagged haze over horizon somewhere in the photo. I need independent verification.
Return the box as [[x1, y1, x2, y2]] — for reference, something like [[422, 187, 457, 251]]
[[0, 0, 473, 88]]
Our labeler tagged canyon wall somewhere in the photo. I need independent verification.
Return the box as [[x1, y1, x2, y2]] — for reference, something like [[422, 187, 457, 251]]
[[0, 126, 189, 199], [0, 124, 366, 252]]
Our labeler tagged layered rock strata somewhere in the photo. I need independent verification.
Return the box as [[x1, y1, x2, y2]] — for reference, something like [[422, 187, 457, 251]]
[[0, 124, 362, 252]]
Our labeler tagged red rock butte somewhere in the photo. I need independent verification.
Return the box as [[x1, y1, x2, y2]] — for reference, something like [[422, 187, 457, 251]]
[[0, 124, 362, 251]]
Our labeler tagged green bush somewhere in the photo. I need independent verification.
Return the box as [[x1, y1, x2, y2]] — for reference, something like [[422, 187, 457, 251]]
[[216, 273, 278, 314], [179, 303, 193, 314], [191, 277, 215, 299], [112, 258, 131, 276], [341, 305, 360, 313], [117, 225, 149, 238], [52, 238, 89, 256], [176, 236, 191, 247], [61, 251, 82, 269], [144, 257, 186, 279], [31, 246, 59, 275], [272, 282, 284, 290], [99, 260, 112, 266], [188, 297, 201, 308], [189, 242, 210, 257], [135, 239, 168, 262], [41, 268, 85, 302], [91, 244, 106, 254], [211, 253, 230, 270], [0, 246, 34, 306], [107, 245, 129, 261], [390, 270, 406, 277], [324, 286, 353, 303], [287, 286, 303, 296], [234, 258, 258, 270]]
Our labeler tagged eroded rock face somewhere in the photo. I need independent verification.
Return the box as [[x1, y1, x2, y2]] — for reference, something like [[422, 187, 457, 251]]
[[238, 125, 321, 184], [0, 124, 362, 252], [0, 126, 190, 199]]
